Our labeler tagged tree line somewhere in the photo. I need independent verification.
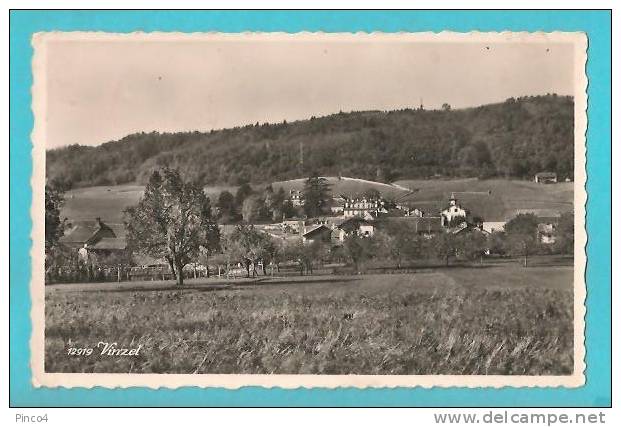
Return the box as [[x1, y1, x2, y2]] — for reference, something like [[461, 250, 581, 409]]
[[213, 175, 332, 224], [46, 95, 574, 188]]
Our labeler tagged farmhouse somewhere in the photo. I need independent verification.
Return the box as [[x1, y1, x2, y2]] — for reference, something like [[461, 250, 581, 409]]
[[534, 172, 558, 184], [302, 225, 332, 244], [332, 217, 375, 243], [60, 217, 126, 252]]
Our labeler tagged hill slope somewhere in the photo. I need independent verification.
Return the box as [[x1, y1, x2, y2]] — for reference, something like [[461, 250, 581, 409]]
[[60, 178, 572, 224], [47, 95, 574, 188]]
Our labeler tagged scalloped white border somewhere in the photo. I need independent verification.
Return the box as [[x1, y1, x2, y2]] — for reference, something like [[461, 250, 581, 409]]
[[30, 31, 587, 389]]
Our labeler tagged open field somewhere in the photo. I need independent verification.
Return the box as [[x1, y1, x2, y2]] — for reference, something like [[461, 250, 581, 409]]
[[61, 178, 572, 223], [61, 184, 238, 222], [394, 178, 573, 221], [272, 176, 411, 199], [45, 265, 573, 375]]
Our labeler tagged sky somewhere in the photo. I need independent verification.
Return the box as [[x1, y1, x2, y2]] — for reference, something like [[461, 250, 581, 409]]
[[43, 34, 576, 149]]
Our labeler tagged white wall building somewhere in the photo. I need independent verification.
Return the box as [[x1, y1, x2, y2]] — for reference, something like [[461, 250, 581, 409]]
[[440, 196, 469, 227]]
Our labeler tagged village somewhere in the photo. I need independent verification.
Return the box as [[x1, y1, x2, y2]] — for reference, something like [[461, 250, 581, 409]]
[[46, 171, 571, 285]]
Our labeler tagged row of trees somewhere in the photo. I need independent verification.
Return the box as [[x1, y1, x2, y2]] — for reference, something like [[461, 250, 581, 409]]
[[213, 184, 296, 224], [213, 174, 333, 224]]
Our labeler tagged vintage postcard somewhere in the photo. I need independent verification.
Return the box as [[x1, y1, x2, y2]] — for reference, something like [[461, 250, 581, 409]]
[[31, 31, 587, 389]]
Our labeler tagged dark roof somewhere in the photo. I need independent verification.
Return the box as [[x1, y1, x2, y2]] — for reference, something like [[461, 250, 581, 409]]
[[59, 219, 122, 244], [59, 221, 100, 244], [338, 217, 373, 232], [302, 225, 331, 238], [91, 237, 127, 250]]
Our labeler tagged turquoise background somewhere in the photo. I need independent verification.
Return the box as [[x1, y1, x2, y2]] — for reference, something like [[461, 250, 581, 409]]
[[9, 10, 611, 407]]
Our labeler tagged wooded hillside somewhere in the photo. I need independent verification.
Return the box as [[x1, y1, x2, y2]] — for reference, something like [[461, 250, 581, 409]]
[[46, 95, 574, 188]]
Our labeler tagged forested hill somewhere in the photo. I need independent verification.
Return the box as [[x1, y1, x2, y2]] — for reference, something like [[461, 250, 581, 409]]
[[46, 95, 574, 188]]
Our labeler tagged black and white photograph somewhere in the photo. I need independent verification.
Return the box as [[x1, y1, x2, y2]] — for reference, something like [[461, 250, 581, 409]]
[[31, 32, 586, 389]]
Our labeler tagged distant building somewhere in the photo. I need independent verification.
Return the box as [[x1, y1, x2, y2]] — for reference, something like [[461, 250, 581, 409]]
[[327, 197, 346, 214], [60, 217, 126, 250], [281, 217, 305, 234], [333, 217, 375, 243], [405, 207, 424, 217], [505, 209, 563, 244], [534, 172, 558, 184], [440, 196, 469, 227], [59, 218, 127, 264], [289, 189, 303, 206], [301, 225, 332, 244], [343, 197, 385, 218], [482, 221, 506, 233], [537, 223, 557, 244]]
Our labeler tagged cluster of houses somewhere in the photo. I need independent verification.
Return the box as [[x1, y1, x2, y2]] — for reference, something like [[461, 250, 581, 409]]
[[273, 190, 565, 248], [58, 188, 566, 269]]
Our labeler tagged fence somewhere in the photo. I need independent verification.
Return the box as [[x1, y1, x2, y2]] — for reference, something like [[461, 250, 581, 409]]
[[45, 265, 132, 284]]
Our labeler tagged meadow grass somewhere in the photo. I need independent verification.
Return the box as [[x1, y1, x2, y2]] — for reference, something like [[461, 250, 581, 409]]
[[45, 268, 573, 375]]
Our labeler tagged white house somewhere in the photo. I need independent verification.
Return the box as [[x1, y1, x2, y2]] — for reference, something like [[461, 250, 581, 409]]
[[534, 172, 558, 184], [332, 217, 375, 243], [538, 223, 557, 244], [482, 221, 506, 233], [289, 189, 303, 207], [343, 197, 385, 218], [440, 196, 469, 227]]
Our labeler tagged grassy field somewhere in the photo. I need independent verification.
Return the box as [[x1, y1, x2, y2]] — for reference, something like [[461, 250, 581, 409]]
[[61, 177, 572, 223], [45, 265, 574, 375], [272, 176, 411, 199], [61, 184, 238, 222], [393, 178, 573, 221]]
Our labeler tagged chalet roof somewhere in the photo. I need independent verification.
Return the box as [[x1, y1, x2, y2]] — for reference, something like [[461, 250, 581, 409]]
[[302, 225, 331, 238], [338, 217, 373, 232], [90, 237, 127, 250], [59, 221, 100, 244], [59, 219, 123, 244]]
